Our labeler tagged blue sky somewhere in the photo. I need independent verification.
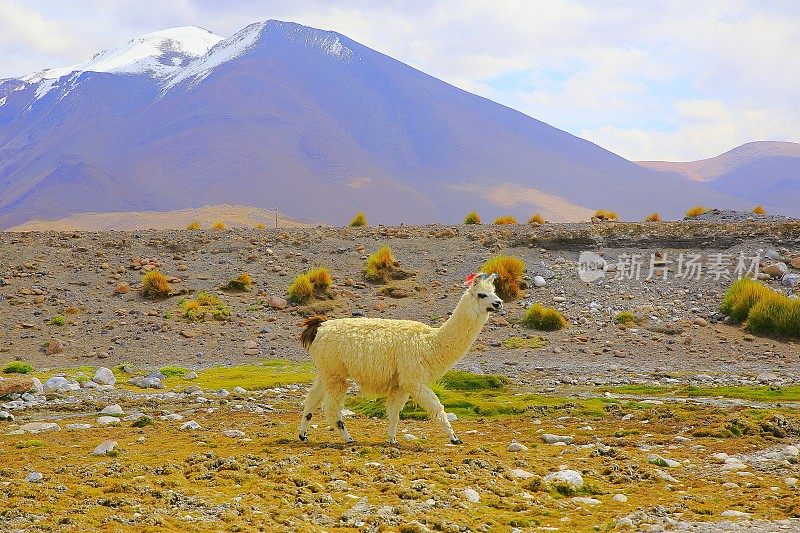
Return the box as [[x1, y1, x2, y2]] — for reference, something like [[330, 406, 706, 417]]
[[1, 0, 798, 161]]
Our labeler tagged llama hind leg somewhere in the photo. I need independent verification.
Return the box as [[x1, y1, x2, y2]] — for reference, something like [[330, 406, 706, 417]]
[[410, 385, 461, 444], [299, 377, 326, 441], [386, 389, 410, 444], [323, 381, 353, 443]]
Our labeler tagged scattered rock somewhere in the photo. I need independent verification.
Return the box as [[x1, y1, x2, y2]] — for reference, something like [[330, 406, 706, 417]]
[[720, 510, 751, 518], [46, 338, 64, 355], [99, 404, 124, 416], [269, 296, 288, 309], [19, 422, 60, 433], [403, 433, 417, 441], [541, 433, 573, 445], [25, 471, 43, 483], [222, 429, 246, 438], [181, 420, 201, 431], [92, 440, 117, 456], [65, 423, 92, 430], [648, 454, 681, 468], [507, 441, 528, 452], [0, 376, 34, 397], [92, 367, 116, 386], [612, 494, 628, 503], [532, 275, 546, 287], [462, 487, 480, 503], [97, 416, 120, 426], [543, 469, 583, 489], [0, 410, 14, 422]]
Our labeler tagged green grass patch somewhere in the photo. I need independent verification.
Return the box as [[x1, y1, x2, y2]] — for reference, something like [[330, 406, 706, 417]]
[[438, 370, 508, 390], [48, 315, 66, 326], [165, 360, 316, 391], [3, 361, 33, 374], [522, 304, 567, 331], [132, 416, 154, 428], [16, 439, 44, 449], [159, 366, 189, 378], [502, 336, 548, 349]]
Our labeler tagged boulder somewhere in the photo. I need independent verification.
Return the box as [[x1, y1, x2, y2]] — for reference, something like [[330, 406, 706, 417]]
[[269, 296, 288, 309], [92, 440, 118, 456], [763, 262, 789, 278], [0, 376, 34, 397], [19, 422, 61, 434], [92, 367, 116, 386], [543, 469, 583, 489]]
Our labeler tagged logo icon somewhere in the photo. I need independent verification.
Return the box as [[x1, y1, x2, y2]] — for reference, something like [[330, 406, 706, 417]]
[[578, 251, 607, 282]]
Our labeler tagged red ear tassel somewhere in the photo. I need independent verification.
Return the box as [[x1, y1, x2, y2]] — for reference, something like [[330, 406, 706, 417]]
[[464, 273, 477, 286]]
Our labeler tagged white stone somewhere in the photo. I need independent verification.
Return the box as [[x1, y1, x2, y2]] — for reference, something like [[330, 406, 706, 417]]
[[19, 421, 60, 434], [25, 471, 43, 483], [100, 404, 124, 416], [232, 386, 247, 394], [181, 420, 201, 431], [648, 454, 681, 468], [710, 452, 729, 463], [403, 433, 418, 441], [572, 497, 601, 505], [543, 469, 583, 489], [784, 477, 797, 487], [462, 487, 480, 503], [222, 429, 245, 438], [92, 367, 116, 386], [92, 440, 117, 456], [507, 441, 528, 452], [541, 433, 573, 444], [533, 275, 546, 287], [65, 423, 92, 430], [654, 469, 677, 483], [612, 494, 628, 503], [97, 416, 120, 426], [159, 413, 183, 421], [720, 510, 751, 518], [510, 469, 535, 479]]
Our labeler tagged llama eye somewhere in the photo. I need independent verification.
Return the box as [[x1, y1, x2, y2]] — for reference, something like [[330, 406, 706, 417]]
[[477, 293, 487, 299]]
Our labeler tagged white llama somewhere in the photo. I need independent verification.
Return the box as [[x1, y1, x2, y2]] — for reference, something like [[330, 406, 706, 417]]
[[298, 272, 503, 444]]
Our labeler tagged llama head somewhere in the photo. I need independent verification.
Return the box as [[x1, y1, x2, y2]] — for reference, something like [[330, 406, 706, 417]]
[[464, 273, 503, 314]]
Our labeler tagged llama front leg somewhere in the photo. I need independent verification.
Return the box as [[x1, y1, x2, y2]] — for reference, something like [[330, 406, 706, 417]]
[[411, 385, 461, 444], [386, 389, 410, 444], [323, 381, 354, 444], [299, 377, 326, 441]]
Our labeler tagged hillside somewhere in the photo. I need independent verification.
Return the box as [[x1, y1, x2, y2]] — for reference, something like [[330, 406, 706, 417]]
[[0, 21, 751, 229]]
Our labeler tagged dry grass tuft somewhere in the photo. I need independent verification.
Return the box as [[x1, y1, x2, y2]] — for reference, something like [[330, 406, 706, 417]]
[[224, 272, 254, 292], [307, 267, 333, 294], [752, 205, 766, 215], [288, 266, 334, 304], [349, 211, 367, 227], [644, 212, 662, 222], [463, 211, 481, 224], [523, 303, 567, 331], [365, 245, 412, 283], [255, 222, 266, 229], [721, 278, 800, 338], [685, 206, 710, 218], [720, 278, 773, 323], [212, 221, 226, 230], [480, 255, 525, 301], [186, 220, 201, 230], [141, 270, 172, 299], [594, 210, 619, 221], [181, 291, 230, 321], [493, 215, 518, 224], [527, 213, 545, 225], [288, 274, 315, 304]]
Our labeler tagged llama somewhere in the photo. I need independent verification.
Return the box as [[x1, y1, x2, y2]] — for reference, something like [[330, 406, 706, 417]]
[[298, 272, 503, 445]]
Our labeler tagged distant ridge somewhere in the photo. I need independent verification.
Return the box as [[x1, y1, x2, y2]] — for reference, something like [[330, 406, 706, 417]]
[[0, 20, 772, 228]]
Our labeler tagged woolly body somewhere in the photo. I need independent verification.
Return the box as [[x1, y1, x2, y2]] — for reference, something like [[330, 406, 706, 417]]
[[299, 274, 503, 444]]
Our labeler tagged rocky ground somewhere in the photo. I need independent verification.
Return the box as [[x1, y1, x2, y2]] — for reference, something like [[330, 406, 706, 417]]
[[2, 220, 800, 531]]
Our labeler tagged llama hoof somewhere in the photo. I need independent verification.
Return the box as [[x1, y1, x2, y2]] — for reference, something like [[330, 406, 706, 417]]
[[299, 434, 308, 442], [450, 437, 463, 445], [388, 439, 399, 446]]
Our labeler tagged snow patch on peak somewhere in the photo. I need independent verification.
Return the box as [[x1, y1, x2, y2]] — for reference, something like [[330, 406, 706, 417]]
[[163, 21, 267, 91], [23, 25, 223, 82], [278, 23, 354, 61]]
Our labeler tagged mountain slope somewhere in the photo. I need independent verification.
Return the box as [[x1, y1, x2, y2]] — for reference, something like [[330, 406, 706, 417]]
[[638, 141, 800, 213], [0, 20, 757, 228]]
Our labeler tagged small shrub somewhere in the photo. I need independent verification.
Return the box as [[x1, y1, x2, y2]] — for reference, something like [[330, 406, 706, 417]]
[[212, 221, 226, 230], [644, 212, 662, 222], [255, 222, 266, 229], [523, 303, 567, 331], [493, 215, 517, 224], [187, 220, 201, 230], [132, 416, 154, 428], [463, 211, 481, 224], [686, 206, 709, 218], [752, 205, 766, 215], [224, 273, 254, 292], [307, 267, 333, 294], [141, 270, 172, 299], [594, 210, 619, 221], [48, 315, 66, 326], [480, 255, 525, 301], [181, 292, 230, 321], [614, 311, 637, 325], [349, 211, 367, 227], [3, 361, 33, 374], [720, 278, 773, 323], [746, 292, 800, 338], [288, 274, 314, 304], [365, 245, 398, 283], [160, 366, 188, 378], [528, 213, 545, 224]]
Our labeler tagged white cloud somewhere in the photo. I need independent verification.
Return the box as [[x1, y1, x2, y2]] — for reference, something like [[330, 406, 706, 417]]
[[1, 0, 798, 161]]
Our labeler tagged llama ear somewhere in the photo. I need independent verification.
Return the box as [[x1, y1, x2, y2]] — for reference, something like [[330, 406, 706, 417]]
[[487, 273, 498, 282], [464, 273, 478, 286]]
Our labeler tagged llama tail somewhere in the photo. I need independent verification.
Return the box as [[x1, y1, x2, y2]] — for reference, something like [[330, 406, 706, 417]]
[[299, 316, 327, 350]]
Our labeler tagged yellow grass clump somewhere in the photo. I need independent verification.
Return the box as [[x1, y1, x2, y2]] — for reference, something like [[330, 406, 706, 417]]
[[181, 291, 230, 321], [523, 303, 567, 331], [307, 267, 333, 293], [463, 211, 481, 224], [141, 270, 172, 299], [493, 215, 517, 224], [288, 274, 315, 304], [594, 210, 619, 221], [480, 255, 525, 301], [224, 272, 254, 292], [365, 245, 399, 283], [720, 278, 773, 322], [644, 212, 662, 222], [212, 221, 226, 230], [721, 278, 800, 338], [186, 220, 201, 230], [527, 213, 545, 225], [349, 211, 367, 227], [255, 222, 266, 229], [288, 267, 334, 304], [685, 206, 710, 218], [752, 205, 766, 215]]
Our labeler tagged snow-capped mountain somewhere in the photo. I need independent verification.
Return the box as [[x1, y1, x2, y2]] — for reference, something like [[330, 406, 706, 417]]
[[0, 20, 766, 228]]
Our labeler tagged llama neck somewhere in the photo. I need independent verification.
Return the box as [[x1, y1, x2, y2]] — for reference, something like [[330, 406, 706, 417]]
[[429, 293, 488, 379]]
